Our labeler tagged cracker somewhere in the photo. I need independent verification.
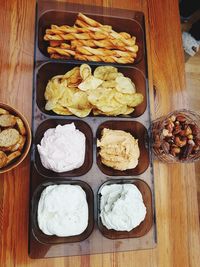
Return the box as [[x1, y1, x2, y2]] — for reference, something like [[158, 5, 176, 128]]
[[16, 117, 26, 135], [0, 128, 20, 147], [0, 114, 17, 127], [11, 135, 26, 152], [6, 151, 21, 165], [0, 151, 8, 168], [0, 108, 9, 115]]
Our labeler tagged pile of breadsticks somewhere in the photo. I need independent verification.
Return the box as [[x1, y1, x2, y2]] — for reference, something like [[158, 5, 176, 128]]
[[44, 13, 139, 64]]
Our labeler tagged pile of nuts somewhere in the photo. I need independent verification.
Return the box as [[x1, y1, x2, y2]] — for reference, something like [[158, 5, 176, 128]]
[[153, 114, 200, 160]]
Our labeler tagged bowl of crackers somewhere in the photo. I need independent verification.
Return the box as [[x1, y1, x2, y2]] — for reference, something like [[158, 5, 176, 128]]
[[0, 103, 31, 173]]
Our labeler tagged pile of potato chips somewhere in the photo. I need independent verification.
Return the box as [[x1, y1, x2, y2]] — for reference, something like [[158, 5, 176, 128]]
[[44, 64, 143, 117]]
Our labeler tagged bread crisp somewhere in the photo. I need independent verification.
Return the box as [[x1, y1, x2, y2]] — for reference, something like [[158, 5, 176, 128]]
[[6, 151, 21, 165], [11, 135, 26, 152], [0, 108, 9, 115], [0, 128, 20, 147], [0, 151, 8, 168], [16, 117, 26, 135], [0, 114, 17, 127]]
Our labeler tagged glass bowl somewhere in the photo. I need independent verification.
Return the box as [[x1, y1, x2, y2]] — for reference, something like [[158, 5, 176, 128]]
[[152, 109, 200, 163]]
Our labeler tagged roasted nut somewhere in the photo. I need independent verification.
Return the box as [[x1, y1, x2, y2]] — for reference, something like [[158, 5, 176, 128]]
[[187, 134, 193, 140], [176, 115, 186, 122], [185, 126, 192, 136], [173, 125, 181, 135], [170, 115, 176, 122], [164, 136, 174, 144], [182, 143, 194, 159], [170, 146, 181, 157], [162, 129, 172, 137], [179, 130, 186, 136], [166, 122, 174, 133], [154, 112, 200, 161], [175, 136, 187, 147], [188, 139, 195, 146], [175, 121, 180, 125]]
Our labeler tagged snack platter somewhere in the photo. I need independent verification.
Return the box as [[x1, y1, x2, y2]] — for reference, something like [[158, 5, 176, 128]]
[[29, 0, 157, 258]]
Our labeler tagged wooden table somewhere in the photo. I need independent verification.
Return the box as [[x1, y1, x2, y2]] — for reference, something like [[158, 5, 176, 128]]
[[0, 0, 200, 266]]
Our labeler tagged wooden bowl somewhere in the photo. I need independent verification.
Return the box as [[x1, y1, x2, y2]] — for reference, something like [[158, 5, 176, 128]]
[[0, 103, 32, 174]]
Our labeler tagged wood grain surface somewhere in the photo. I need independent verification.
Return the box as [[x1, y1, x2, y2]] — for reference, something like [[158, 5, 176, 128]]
[[0, 0, 200, 266]]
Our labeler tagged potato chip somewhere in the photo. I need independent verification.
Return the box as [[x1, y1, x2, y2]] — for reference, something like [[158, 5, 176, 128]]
[[115, 76, 136, 94], [80, 64, 92, 80], [116, 72, 124, 78], [123, 107, 134, 115], [98, 103, 122, 113], [64, 91, 92, 117], [93, 105, 130, 116], [68, 107, 92, 117], [101, 80, 116, 88], [67, 68, 82, 88], [93, 66, 118, 80], [51, 75, 64, 81], [62, 67, 80, 80], [68, 91, 91, 109], [58, 87, 78, 107], [92, 109, 102, 116], [52, 104, 72, 115], [100, 105, 128, 116], [44, 79, 66, 101], [87, 87, 113, 106], [78, 76, 103, 91], [114, 91, 136, 106], [45, 99, 58, 111], [127, 93, 144, 107], [88, 87, 123, 113], [44, 63, 143, 118]]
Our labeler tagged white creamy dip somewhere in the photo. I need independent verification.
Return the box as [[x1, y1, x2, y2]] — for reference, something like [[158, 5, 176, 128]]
[[37, 184, 88, 237], [37, 123, 85, 172], [100, 184, 146, 231]]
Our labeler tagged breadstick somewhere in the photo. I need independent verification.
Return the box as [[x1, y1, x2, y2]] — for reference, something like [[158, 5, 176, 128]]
[[114, 50, 137, 58], [75, 19, 90, 28], [60, 43, 71, 49], [119, 32, 131, 39], [44, 34, 63, 41], [44, 12, 139, 64], [71, 39, 138, 52], [71, 39, 96, 49], [74, 53, 134, 63], [46, 24, 112, 35], [77, 13, 102, 27], [47, 47, 75, 56], [77, 13, 136, 46], [50, 53, 70, 60], [49, 40, 63, 47], [74, 53, 104, 62], [76, 46, 136, 58], [76, 46, 114, 56], [44, 31, 108, 41]]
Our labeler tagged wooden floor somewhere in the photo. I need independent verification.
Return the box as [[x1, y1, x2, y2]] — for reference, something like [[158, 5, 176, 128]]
[[185, 47, 200, 222], [181, 8, 200, 222]]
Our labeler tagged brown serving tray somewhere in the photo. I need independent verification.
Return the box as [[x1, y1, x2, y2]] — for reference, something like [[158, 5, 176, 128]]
[[29, 0, 157, 258]]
